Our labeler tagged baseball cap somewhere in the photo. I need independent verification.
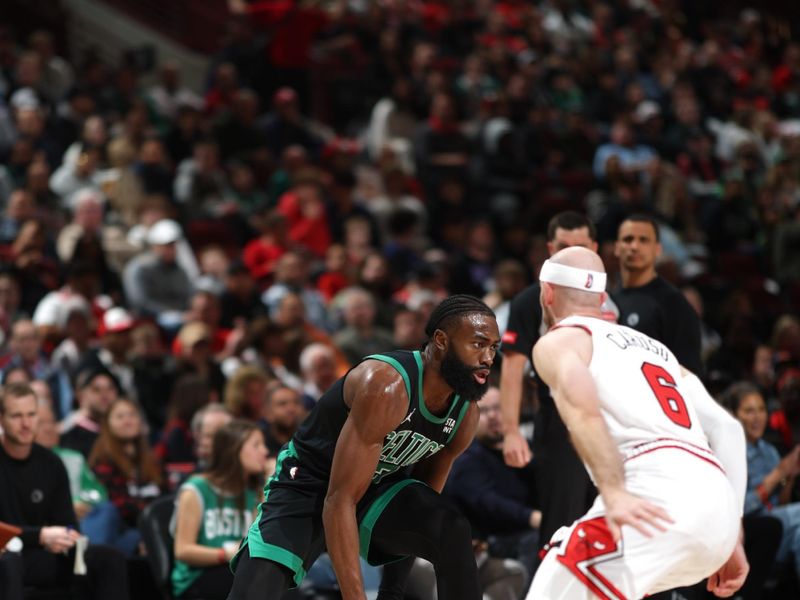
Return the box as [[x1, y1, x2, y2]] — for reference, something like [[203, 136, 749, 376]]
[[146, 219, 182, 246], [10, 87, 40, 111], [75, 366, 120, 393], [634, 100, 661, 124], [102, 307, 135, 334]]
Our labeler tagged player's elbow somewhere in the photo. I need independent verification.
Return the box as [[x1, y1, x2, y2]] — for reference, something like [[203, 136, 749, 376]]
[[719, 412, 745, 443], [322, 490, 355, 523], [708, 417, 745, 455], [728, 418, 746, 448]]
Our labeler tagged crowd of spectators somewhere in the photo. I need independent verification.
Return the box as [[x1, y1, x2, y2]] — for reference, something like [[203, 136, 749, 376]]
[[1, 0, 800, 598]]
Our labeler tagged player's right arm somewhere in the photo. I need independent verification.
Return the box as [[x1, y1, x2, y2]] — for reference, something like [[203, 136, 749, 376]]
[[323, 361, 408, 600], [533, 328, 673, 542], [500, 349, 532, 467]]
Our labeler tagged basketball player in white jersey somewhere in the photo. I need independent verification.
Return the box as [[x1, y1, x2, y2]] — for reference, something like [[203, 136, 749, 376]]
[[525, 247, 749, 600]]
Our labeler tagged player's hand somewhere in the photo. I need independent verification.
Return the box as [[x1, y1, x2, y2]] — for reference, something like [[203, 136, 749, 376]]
[[502, 430, 532, 467], [707, 539, 748, 597], [603, 488, 673, 542]]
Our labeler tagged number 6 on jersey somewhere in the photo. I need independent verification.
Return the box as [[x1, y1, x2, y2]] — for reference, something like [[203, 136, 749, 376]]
[[641, 362, 692, 429]]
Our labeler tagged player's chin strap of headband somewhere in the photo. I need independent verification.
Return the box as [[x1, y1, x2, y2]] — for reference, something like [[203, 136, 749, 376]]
[[539, 259, 607, 293]]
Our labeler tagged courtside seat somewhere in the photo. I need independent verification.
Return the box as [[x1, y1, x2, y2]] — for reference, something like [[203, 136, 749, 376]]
[[138, 494, 177, 600]]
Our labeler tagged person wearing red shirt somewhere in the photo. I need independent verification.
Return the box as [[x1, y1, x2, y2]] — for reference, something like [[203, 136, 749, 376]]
[[276, 174, 331, 258]]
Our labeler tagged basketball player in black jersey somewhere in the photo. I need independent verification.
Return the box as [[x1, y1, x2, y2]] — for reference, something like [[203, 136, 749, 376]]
[[227, 295, 501, 600]]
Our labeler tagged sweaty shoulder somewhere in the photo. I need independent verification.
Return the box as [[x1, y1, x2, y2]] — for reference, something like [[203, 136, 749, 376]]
[[533, 326, 593, 386], [343, 358, 410, 413], [535, 326, 593, 364]]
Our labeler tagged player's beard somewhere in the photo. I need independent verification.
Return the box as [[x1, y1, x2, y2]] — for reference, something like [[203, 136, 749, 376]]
[[440, 346, 489, 403]]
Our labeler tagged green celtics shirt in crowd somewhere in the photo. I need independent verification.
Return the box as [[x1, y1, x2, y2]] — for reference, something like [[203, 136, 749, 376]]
[[171, 475, 257, 597], [53, 446, 108, 506]]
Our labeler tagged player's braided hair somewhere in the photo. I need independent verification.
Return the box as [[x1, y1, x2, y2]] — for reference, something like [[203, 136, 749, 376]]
[[424, 295, 495, 338]]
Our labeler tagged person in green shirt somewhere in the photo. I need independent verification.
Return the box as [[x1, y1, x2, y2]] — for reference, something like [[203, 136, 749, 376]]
[[171, 420, 267, 599], [34, 398, 112, 541]]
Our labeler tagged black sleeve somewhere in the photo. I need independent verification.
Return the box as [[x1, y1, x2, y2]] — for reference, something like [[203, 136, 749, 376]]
[[502, 284, 542, 357], [5, 449, 78, 547], [663, 293, 704, 376]]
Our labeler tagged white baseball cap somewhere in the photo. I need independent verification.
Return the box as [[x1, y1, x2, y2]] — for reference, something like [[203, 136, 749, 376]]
[[102, 307, 135, 334], [634, 100, 661, 124], [146, 219, 182, 246]]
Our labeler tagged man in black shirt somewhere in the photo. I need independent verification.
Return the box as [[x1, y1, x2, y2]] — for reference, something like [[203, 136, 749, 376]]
[[612, 214, 703, 374], [445, 386, 540, 579], [501, 212, 608, 548], [0, 382, 129, 599]]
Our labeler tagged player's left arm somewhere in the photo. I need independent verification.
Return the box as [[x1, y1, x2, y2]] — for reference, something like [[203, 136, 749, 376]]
[[679, 367, 746, 512], [410, 404, 480, 493]]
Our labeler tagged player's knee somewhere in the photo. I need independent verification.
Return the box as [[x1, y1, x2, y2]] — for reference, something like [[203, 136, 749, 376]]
[[433, 505, 472, 549]]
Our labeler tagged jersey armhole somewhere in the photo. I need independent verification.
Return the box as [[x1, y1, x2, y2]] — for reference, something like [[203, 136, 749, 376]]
[[550, 324, 592, 336], [446, 400, 471, 444]]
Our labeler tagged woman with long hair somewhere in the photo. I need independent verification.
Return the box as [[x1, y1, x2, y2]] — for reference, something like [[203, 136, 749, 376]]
[[171, 420, 268, 599], [89, 397, 163, 554]]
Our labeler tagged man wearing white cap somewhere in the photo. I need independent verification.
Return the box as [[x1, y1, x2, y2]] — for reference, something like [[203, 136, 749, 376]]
[[123, 219, 193, 327], [526, 247, 748, 600], [75, 307, 136, 402]]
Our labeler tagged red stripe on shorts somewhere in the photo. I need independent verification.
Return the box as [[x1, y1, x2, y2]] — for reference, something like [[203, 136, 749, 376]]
[[556, 516, 628, 600]]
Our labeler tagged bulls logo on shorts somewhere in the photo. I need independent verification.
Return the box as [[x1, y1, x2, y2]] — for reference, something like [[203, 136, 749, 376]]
[[555, 517, 625, 600]]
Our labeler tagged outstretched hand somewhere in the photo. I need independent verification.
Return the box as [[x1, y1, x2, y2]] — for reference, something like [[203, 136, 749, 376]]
[[707, 539, 749, 598], [603, 489, 674, 543]]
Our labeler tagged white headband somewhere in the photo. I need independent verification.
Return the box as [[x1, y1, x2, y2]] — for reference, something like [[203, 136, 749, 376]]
[[539, 259, 606, 293]]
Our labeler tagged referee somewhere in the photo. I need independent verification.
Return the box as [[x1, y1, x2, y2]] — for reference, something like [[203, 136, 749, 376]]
[[611, 213, 703, 374], [500, 211, 609, 547]]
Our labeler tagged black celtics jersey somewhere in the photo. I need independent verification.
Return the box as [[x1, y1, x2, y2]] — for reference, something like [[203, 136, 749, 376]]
[[291, 350, 471, 484]]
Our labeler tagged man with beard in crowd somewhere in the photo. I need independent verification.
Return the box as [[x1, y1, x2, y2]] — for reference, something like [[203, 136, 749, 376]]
[[258, 382, 305, 456], [228, 295, 500, 600]]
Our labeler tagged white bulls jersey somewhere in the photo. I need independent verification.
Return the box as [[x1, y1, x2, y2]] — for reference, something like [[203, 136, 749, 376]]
[[553, 315, 720, 471], [528, 315, 739, 600]]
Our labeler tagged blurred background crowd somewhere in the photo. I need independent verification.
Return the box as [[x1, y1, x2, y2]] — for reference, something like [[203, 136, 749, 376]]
[[0, 0, 799, 598]]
